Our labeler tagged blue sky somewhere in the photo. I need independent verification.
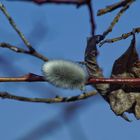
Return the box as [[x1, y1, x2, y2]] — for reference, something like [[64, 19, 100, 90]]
[[0, 0, 140, 140]]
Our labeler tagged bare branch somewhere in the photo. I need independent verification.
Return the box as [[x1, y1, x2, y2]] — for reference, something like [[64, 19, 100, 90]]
[[0, 3, 33, 51], [0, 73, 44, 82], [0, 43, 29, 53], [86, 0, 95, 36], [99, 27, 140, 47], [0, 90, 97, 103], [0, 3, 49, 62], [102, 1, 134, 38], [0, 42, 49, 61], [33, 0, 87, 6], [97, 0, 135, 16]]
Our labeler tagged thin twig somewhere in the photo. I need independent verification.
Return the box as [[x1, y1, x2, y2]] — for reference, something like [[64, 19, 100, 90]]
[[97, 0, 135, 16], [87, 0, 95, 36], [99, 27, 140, 47], [0, 3, 48, 62], [33, 0, 86, 7], [0, 3, 33, 51], [0, 90, 97, 103], [0, 43, 29, 54], [0, 42, 49, 61], [102, 1, 134, 38]]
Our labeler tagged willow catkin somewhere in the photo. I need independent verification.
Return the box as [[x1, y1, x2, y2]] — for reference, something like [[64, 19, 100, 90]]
[[42, 60, 87, 89]]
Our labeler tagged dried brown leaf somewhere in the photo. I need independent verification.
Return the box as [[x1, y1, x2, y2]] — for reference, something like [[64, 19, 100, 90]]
[[108, 34, 140, 120], [110, 34, 140, 92], [112, 34, 138, 75]]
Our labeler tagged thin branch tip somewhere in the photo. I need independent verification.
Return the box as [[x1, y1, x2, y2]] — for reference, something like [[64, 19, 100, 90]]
[[0, 90, 97, 103]]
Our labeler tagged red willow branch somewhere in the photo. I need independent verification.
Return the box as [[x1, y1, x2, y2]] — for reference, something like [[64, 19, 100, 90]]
[[87, 78, 140, 86], [0, 73, 139, 87], [0, 73, 45, 82]]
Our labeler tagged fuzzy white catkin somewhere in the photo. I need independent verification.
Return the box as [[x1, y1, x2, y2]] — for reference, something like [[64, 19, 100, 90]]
[[42, 60, 87, 89]]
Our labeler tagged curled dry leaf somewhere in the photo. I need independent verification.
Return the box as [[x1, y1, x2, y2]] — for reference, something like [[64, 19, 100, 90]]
[[109, 34, 140, 119], [84, 37, 109, 96]]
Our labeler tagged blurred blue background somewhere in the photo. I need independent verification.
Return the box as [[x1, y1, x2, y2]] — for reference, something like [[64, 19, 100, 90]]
[[0, 0, 140, 140]]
